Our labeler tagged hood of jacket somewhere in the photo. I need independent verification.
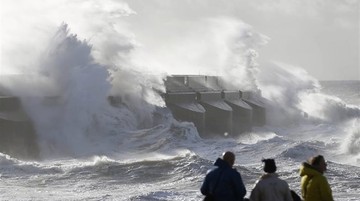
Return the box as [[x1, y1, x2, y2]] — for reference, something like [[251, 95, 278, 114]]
[[299, 162, 322, 177], [213, 158, 231, 169]]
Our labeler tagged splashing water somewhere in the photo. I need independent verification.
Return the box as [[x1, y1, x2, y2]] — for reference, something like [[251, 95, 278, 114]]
[[1, 1, 359, 200]]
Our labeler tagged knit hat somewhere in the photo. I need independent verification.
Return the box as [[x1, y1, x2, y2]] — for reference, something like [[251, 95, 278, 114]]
[[262, 158, 277, 173]]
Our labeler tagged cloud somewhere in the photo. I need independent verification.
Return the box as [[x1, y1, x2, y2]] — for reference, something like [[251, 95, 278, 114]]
[[249, 0, 358, 21], [1, 0, 137, 73]]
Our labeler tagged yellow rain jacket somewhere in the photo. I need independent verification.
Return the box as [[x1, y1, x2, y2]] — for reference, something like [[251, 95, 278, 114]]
[[299, 163, 334, 201]]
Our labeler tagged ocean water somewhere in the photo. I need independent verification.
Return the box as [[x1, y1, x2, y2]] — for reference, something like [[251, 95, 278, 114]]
[[0, 79, 359, 201], [1, 1, 360, 201]]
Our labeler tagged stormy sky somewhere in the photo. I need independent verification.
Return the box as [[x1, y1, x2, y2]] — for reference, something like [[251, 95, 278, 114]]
[[125, 0, 359, 80], [1, 0, 359, 80]]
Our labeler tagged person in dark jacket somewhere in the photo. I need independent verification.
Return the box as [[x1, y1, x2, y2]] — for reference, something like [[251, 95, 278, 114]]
[[201, 151, 247, 201]]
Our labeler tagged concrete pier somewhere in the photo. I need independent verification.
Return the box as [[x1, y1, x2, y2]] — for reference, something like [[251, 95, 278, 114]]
[[164, 75, 266, 137], [165, 92, 206, 135], [197, 91, 232, 137], [242, 91, 266, 126], [222, 91, 253, 134], [0, 96, 39, 159]]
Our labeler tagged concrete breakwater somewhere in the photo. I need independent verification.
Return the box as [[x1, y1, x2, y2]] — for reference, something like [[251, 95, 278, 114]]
[[0, 94, 39, 159], [164, 75, 265, 138]]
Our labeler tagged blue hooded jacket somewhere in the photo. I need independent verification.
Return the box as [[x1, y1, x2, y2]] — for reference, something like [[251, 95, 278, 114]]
[[201, 158, 247, 201]]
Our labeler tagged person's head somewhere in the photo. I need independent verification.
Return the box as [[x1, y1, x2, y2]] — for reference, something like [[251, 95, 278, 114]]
[[309, 155, 327, 173], [222, 151, 235, 167], [262, 158, 277, 173]]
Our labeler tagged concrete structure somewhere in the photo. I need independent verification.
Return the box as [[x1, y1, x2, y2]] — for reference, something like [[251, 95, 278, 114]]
[[242, 91, 266, 126], [222, 91, 252, 133], [164, 75, 266, 137], [165, 92, 206, 134], [0, 95, 39, 159]]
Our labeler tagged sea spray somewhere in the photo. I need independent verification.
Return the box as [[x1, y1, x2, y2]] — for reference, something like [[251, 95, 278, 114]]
[[257, 61, 320, 126], [257, 61, 360, 127], [18, 24, 166, 158], [341, 118, 360, 161], [211, 17, 268, 92], [0, 0, 135, 75], [299, 92, 360, 123], [0, 0, 167, 158], [109, 67, 166, 129], [2, 0, 356, 163], [17, 25, 111, 158]]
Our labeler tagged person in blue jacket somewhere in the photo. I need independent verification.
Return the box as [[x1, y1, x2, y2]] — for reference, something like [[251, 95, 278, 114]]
[[201, 151, 247, 201]]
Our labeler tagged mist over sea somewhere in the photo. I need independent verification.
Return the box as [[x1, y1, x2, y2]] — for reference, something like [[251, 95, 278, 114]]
[[1, 1, 359, 200]]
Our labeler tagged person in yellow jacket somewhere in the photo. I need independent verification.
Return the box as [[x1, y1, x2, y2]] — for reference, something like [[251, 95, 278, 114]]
[[299, 155, 334, 201]]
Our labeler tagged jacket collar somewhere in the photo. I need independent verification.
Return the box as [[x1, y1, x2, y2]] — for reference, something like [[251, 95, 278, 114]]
[[260, 173, 278, 179], [300, 162, 323, 177]]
